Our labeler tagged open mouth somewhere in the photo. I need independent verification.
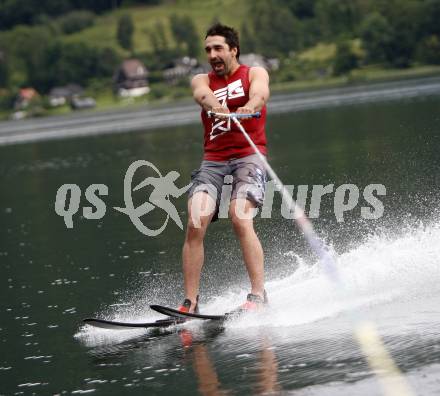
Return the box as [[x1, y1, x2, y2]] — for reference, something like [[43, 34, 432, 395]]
[[211, 61, 225, 72]]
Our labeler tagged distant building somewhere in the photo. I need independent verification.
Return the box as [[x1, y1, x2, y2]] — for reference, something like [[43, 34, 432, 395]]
[[70, 96, 96, 110], [11, 87, 41, 120], [49, 84, 84, 107], [114, 59, 150, 98], [240, 53, 280, 71], [163, 57, 210, 85], [14, 88, 39, 110], [163, 57, 197, 84], [191, 62, 211, 76]]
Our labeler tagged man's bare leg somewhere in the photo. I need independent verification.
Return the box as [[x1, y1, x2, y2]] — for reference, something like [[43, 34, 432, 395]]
[[182, 191, 216, 311], [229, 198, 265, 298]]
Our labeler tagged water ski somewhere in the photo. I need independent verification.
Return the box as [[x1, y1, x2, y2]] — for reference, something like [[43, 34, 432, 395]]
[[150, 305, 229, 321], [82, 317, 182, 330]]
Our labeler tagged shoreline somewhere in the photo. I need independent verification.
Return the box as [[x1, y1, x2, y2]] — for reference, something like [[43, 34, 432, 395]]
[[1, 75, 440, 147]]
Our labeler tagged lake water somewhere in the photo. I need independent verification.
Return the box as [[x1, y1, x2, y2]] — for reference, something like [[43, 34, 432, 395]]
[[1, 87, 440, 395]]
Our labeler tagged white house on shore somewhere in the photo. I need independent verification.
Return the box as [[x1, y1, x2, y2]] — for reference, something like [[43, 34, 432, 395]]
[[113, 59, 150, 98]]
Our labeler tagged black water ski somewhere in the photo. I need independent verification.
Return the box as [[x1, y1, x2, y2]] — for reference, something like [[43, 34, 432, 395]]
[[83, 317, 183, 330], [150, 305, 229, 321]]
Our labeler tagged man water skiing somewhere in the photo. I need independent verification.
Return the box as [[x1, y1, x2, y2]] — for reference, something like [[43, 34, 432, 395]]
[[179, 23, 270, 314]]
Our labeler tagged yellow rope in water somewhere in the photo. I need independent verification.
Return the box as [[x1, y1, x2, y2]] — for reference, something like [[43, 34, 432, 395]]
[[355, 321, 413, 396]]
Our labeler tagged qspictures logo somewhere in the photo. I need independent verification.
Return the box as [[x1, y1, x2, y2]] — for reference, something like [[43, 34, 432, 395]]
[[54, 160, 386, 236], [55, 160, 191, 237]]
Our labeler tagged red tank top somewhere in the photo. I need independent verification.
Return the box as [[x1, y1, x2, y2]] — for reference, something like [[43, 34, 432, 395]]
[[201, 64, 267, 161]]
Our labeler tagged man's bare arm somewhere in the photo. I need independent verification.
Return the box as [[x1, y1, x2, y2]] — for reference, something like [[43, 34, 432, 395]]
[[237, 67, 270, 114], [191, 74, 226, 113]]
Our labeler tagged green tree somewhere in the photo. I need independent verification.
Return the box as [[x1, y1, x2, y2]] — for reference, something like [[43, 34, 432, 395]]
[[17, 40, 120, 92], [147, 21, 180, 69], [0, 90, 15, 111], [420, 0, 440, 36], [7, 26, 54, 91], [333, 40, 358, 75], [0, 52, 9, 88], [386, 16, 418, 68], [315, 0, 361, 38], [298, 18, 321, 48], [97, 47, 121, 76], [375, 0, 420, 67], [251, 0, 300, 57], [360, 12, 392, 64], [150, 21, 169, 55], [0, 0, 71, 30], [117, 13, 134, 51], [241, 23, 256, 54], [169, 14, 200, 57], [57, 10, 95, 34], [46, 42, 120, 88], [416, 35, 440, 64], [68, 0, 122, 14], [281, 0, 316, 19]]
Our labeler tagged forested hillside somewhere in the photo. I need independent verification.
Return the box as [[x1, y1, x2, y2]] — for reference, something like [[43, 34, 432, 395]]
[[0, 0, 439, 116]]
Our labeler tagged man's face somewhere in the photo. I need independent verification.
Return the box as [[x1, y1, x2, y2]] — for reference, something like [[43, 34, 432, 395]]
[[204, 35, 237, 77]]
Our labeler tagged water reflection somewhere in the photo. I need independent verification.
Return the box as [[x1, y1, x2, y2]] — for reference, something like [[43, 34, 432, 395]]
[[179, 327, 281, 396], [80, 322, 283, 395], [179, 329, 229, 396]]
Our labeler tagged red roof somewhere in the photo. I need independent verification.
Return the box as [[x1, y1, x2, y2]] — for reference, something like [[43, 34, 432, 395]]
[[19, 88, 38, 100]]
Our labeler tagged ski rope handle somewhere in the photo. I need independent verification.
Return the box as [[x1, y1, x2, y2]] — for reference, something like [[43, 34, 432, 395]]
[[207, 110, 261, 119]]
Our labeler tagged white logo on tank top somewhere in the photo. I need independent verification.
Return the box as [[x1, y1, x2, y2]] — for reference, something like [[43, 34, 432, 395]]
[[210, 79, 245, 140]]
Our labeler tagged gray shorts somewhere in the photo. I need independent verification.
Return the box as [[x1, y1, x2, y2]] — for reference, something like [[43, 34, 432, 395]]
[[188, 153, 267, 221]]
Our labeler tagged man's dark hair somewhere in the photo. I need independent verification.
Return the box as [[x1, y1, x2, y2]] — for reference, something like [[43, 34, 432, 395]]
[[205, 23, 240, 59]]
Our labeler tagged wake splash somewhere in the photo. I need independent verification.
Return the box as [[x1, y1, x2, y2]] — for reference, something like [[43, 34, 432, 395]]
[[209, 221, 440, 329], [75, 221, 440, 344]]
